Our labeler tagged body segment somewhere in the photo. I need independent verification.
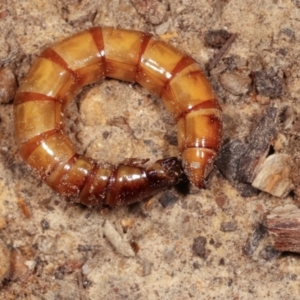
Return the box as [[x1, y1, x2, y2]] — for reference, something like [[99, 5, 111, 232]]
[[14, 27, 222, 207]]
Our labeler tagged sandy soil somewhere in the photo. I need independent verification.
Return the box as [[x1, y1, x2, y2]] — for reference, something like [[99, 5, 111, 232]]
[[1, 0, 300, 299]]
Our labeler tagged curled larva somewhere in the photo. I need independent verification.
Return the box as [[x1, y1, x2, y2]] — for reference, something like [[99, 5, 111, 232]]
[[14, 27, 222, 208]]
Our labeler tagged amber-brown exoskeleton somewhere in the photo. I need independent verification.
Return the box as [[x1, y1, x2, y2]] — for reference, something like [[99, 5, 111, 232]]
[[14, 27, 222, 207]]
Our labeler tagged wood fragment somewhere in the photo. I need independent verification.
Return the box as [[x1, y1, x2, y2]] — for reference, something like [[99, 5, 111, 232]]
[[237, 107, 278, 183], [103, 220, 135, 257], [10, 250, 30, 281], [215, 139, 259, 197], [266, 204, 300, 253], [207, 33, 237, 70], [18, 197, 31, 219], [243, 224, 266, 256], [216, 106, 297, 198], [215, 139, 246, 183], [252, 154, 294, 197]]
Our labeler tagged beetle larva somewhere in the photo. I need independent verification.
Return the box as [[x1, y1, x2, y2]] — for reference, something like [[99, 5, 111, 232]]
[[14, 27, 222, 207]]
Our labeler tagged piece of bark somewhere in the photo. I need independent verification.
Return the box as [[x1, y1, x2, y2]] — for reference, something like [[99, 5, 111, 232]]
[[254, 68, 283, 99], [235, 182, 259, 197], [266, 204, 300, 253], [204, 29, 231, 49], [252, 154, 294, 197], [237, 107, 278, 183], [215, 139, 245, 183], [259, 246, 281, 261], [243, 223, 266, 256], [103, 221, 135, 257], [215, 139, 259, 197]]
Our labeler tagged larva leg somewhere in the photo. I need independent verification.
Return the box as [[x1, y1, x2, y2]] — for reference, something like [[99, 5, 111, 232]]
[[14, 26, 222, 208]]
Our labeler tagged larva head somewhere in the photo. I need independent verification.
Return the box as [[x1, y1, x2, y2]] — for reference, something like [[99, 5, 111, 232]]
[[182, 148, 217, 189], [103, 157, 185, 208], [146, 157, 185, 190]]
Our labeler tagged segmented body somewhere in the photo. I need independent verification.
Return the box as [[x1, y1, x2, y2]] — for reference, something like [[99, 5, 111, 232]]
[[14, 27, 222, 207]]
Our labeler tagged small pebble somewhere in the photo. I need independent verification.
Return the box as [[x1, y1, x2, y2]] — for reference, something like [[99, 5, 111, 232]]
[[36, 235, 56, 254], [141, 258, 152, 276], [219, 71, 252, 96], [82, 263, 91, 275], [41, 219, 50, 231], [259, 246, 280, 261], [25, 260, 37, 270], [254, 69, 283, 98], [255, 95, 270, 105], [155, 20, 170, 35], [220, 221, 237, 232], [159, 191, 179, 208], [0, 216, 7, 230], [204, 29, 231, 49], [0, 238, 10, 283], [0, 67, 17, 104], [192, 236, 207, 258], [243, 224, 266, 256], [164, 245, 175, 262]]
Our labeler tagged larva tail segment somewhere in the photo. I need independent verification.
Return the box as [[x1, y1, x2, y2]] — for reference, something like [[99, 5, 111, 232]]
[[178, 106, 222, 189], [181, 148, 218, 189]]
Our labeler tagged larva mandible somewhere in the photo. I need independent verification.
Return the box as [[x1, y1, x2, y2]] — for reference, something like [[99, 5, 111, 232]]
[[14, 27, 222, 208]]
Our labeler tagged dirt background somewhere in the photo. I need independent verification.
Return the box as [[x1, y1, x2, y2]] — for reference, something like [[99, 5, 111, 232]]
[[1, 0, 300, 299]]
